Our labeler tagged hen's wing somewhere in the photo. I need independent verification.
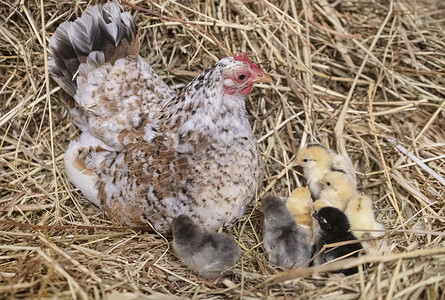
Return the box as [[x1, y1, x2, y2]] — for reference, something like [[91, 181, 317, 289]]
[[65, 127, 192, 228], [72, 54, 176, 150]]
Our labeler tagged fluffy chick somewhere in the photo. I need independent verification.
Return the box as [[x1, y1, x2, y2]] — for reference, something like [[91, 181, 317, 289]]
[[286, 187, 313, 237], [263, 196, 311, 268], [318, 171, 357, 211], [312, 206, 364, 275], [295, 144, 356, 198], [345, 195, 385, 253], [171, 215, 240, 279], [345, 195, 385, 238]]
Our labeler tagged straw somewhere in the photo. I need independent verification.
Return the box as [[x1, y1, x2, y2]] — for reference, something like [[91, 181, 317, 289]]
[[1, 0, 444, 298]]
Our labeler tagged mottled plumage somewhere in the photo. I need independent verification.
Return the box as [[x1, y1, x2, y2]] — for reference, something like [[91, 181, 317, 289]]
[[295, 144, 356, 199], [312, 206, 364, 275], [171, 215, 240, 279], [48, 1, 270, 232], [262, 196, 311, 268]]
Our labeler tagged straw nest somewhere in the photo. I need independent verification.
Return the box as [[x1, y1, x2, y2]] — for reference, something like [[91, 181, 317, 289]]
[[1, 0, 445, 299]]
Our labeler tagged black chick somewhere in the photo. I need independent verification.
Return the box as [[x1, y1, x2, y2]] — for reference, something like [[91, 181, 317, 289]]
[[262, 196, 311, 268], [312, 206, 364, 275], [171, 215, 241, 279]]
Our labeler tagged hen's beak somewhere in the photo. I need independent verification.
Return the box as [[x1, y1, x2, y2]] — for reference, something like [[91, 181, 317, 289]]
[[252, 73, 272, 84]]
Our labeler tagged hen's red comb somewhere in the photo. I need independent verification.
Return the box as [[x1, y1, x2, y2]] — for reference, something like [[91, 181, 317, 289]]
[[233, 52, 262, 74], [233, 52, 250, 63]]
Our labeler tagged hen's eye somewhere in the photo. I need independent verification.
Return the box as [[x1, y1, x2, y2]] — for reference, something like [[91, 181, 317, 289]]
[[238, 74, 246, 80]]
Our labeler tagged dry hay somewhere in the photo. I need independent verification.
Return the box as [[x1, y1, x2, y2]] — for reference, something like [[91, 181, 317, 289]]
[[1, 0, 445, 299]]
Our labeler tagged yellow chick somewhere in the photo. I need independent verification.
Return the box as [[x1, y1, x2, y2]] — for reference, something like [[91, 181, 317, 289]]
[[295, 144, 356, 199], [318, 171, 357, 211], [345, 195, 385, 239], [344, 195, 386, 254], [286, 187, 313, 237]]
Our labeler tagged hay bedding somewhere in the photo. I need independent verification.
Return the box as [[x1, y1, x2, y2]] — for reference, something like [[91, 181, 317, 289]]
[[1, 0, 445, 298]]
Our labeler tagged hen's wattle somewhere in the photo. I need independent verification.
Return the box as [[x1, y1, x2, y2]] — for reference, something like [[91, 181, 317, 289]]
[[48, 1, 270, 233]]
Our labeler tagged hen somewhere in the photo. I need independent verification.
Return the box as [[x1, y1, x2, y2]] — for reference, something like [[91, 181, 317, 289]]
[[48, 1, 271, 233]]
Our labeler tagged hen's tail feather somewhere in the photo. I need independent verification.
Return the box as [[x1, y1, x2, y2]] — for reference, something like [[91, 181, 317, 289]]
[[48, 1, 139, 96]]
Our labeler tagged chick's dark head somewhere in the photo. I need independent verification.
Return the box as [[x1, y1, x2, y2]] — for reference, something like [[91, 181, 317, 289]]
[[314, 207, 351, 234], [261, 196, 276, 211], [171, 215, 201, 241], [262, 196, 288, 217]]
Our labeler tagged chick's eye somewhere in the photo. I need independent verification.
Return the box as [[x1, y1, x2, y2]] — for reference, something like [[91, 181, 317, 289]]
[[303, 159, 308, 162], [327, 182, 331, 186], [319, 217, 327, 224]]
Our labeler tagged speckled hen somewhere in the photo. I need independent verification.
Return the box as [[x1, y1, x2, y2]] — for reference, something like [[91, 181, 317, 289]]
[[48, 1, 271, 233]]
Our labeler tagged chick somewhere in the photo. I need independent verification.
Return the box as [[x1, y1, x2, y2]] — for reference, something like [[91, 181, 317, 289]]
[[285, 187, 313, 237], [345, 195, 385, 253], [262, 196, 311, 268], [312, 206, 364, 275], [295, 144, 356, 198], [317, 171, 357, 211], [171, 215, 240, 279], [345, 195, 385, 238]]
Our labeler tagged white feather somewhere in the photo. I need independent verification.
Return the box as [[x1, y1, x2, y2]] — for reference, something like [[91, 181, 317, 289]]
[[223, 78, 234, 87], [64, 132, 112, 207]]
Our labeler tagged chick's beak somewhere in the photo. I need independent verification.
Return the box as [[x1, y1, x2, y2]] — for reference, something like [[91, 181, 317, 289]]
[[312, 211, 318, 220], [252, 72, 273, 84], [318, 179, 327, 187]]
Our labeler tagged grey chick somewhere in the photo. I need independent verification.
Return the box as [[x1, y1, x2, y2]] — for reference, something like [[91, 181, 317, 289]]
[[171, 215, 241, 279], [262, 196, 311, 268]]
